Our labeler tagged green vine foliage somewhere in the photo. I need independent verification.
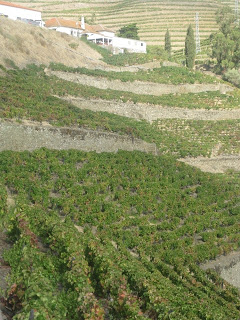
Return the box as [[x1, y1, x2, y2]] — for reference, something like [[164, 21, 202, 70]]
[[0, 64, 240, 319], [1, 149, 240, 319]]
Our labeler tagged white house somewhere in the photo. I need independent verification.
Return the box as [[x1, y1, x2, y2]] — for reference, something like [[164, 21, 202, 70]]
[[0, 1, 43, 26], [45, 17, 85, 37], [45, 16, 147, 54]]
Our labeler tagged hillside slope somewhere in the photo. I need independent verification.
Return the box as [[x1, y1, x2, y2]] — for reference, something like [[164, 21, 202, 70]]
[[0, 17, 104, 69], [12, 0, 231, 49]]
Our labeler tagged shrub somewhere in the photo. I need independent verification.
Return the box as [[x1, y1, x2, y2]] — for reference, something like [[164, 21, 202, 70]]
[[69, 42, 79, 50], [223, 69, 240, 88]]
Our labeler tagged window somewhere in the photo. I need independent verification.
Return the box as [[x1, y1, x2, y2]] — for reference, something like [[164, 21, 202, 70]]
[[141, 43, 143, 46]]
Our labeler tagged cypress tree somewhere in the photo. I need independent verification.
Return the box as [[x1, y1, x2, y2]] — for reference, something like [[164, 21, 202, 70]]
[[165, 29, 171, 56], [185, 24, 196, 69]]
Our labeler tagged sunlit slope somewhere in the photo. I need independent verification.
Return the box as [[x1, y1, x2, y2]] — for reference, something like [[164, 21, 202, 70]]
[[15, 0, 231, 49]]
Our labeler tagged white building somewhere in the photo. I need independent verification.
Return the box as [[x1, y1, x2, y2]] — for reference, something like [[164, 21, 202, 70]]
[[45, 17, 85, 37], [0, 1, 43, 26], [45, 17, 147, 54]]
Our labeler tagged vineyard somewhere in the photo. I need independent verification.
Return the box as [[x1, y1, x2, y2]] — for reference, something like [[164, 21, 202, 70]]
[[15, 0, 233, 49], [0, 56, 240, 319], [1, 149, 240, 319]]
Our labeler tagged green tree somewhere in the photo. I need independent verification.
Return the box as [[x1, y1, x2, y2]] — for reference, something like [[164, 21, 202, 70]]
[[185, 24, 196, 69], [211, 6, 240, 71], [216, 6, 235, 36], [211, 32, 235, 70], [165, 29, 171, 56], [118, 23, 139, 40]]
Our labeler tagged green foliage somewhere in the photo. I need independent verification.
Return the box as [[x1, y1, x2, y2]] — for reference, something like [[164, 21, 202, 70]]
[[68, 42, 79, 50], [185, 24, 196, 69], [153, 119, 240, 157], [1, 149, 240, 318], [216, 6, 235, 36], [211, 32, 235, 70], [164, 29, 171, 56], [0, 60, 240, 318], [118, 23, 139, 40], [211, 7, 240, 71], [81, 37, 173, 66], [223, 69, 240, 87], [50, 62, 218, 85]]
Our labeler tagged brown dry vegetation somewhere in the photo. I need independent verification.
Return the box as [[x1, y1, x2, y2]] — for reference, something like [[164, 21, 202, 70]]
[[0, 17, 105, 69]]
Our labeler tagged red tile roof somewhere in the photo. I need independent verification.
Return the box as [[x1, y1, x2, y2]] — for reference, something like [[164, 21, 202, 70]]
[[45, 17, 114, 34], [0, 1, 40, 12], [45, 18, 83, 29]]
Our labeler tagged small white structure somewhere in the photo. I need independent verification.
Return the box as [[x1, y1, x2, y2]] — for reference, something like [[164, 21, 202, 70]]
[[45, 17, 147, 54], [113, 37, 146, 53], [45, 17, 84, 37], [0, 1, 43, 26]]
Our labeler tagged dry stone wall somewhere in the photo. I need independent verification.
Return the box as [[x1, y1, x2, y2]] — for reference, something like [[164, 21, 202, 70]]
[[50, 71, 234, 96], [62, 96, 240, 123], [0, 120, 158, 155]]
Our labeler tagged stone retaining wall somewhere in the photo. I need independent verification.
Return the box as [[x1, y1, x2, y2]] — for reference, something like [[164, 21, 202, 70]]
[[0, 120, 158, 155], [50, 71, 234, 96]]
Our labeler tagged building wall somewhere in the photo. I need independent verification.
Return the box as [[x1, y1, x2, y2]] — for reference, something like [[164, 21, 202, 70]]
[[112, 37, 146, 53], [0, 4, 41, 21], [50, 26, 82, 37], [99, 30, 115, 38]]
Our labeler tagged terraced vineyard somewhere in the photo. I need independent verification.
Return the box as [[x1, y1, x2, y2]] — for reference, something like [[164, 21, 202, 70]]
[[0, 59, 240, 319], [15, 0, 233, 49]]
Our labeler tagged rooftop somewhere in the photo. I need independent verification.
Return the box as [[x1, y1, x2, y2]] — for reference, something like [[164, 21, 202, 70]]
[[0, 1, 41, 12]]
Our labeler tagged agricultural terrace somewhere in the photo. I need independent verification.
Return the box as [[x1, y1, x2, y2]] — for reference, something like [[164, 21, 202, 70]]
[[1, 64, 240, 159], [0, 60, 240, 318], [16, 0, 232, 49]]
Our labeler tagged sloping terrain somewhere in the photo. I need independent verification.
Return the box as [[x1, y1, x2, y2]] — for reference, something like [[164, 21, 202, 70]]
[[0, 17, 104, 69], [0, 12, 240, 320], [13, 0, 232, 49]]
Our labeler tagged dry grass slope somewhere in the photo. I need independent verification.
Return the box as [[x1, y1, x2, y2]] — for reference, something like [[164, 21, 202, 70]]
[[0, 17, 105, 69]]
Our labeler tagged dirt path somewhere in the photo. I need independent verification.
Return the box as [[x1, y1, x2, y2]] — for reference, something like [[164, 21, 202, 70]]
[[200, 250, 240, 290], [61, 96, 240, 122], [0, 120, 158, 155], [179, 155, 240, 173], [49, 70, 234, 96]]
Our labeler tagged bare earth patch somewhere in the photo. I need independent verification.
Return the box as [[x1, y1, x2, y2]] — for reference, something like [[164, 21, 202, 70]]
[[200, 250, 240, 290], [178, 155, 240, 173]]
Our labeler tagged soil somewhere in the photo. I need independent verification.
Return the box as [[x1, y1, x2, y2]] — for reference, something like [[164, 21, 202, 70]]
[[200, 250, 240, 290], [179, 155, 240, 173]]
